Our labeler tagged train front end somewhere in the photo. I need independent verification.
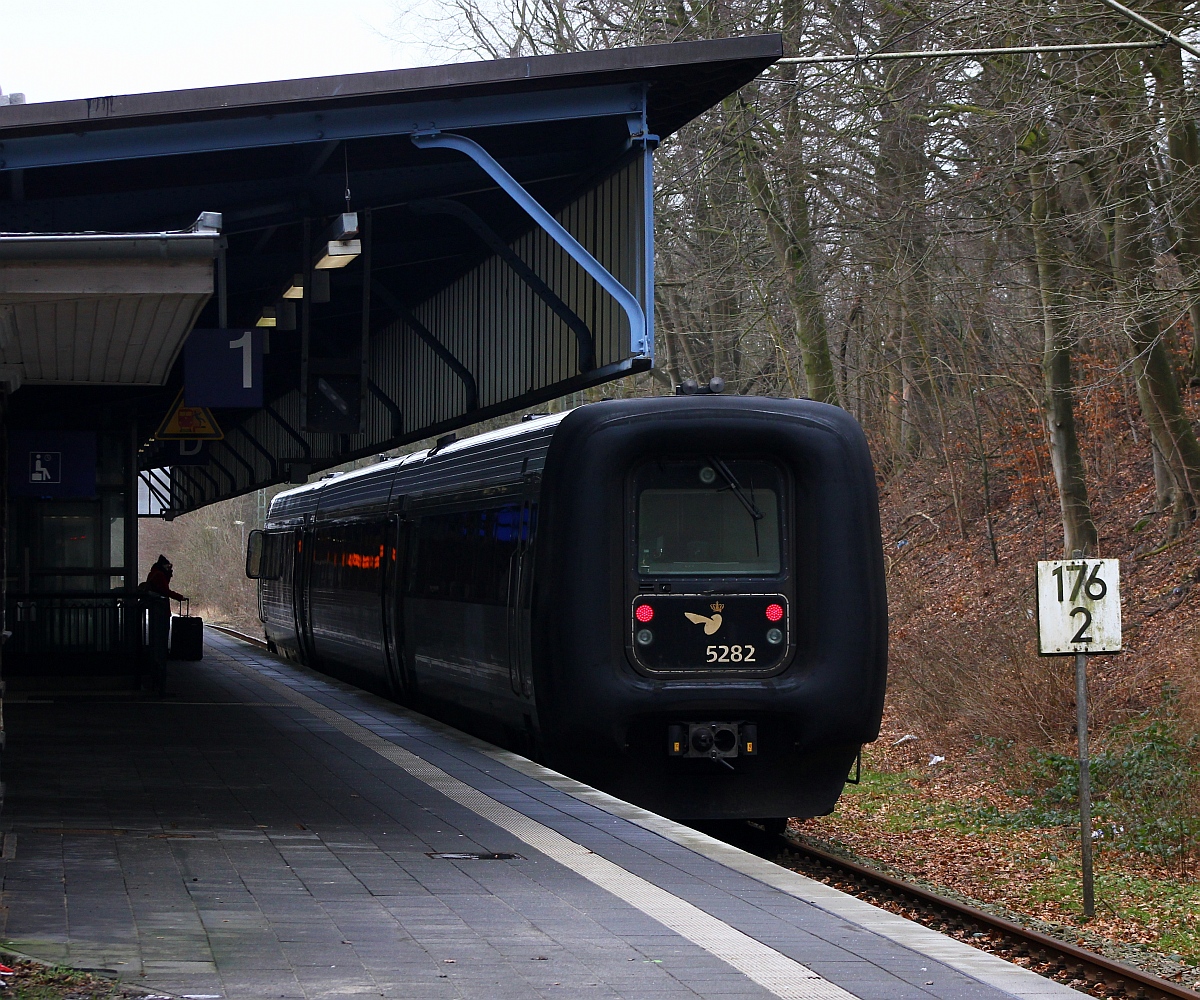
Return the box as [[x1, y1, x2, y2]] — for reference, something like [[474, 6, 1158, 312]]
[[534, 396, 887, 821]]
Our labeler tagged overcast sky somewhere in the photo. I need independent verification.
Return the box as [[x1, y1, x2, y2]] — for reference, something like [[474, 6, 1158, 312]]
[[0, 0, 447, 104]]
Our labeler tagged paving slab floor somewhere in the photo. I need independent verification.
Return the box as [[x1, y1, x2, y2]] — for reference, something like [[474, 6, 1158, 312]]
[[0, 633, 1084, 1000]]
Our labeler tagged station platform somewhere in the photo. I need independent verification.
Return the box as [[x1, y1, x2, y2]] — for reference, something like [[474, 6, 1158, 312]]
[[0, 634, 1083, 1000]]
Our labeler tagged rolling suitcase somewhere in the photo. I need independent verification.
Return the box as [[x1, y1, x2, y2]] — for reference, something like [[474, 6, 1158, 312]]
[[170, 598, 204, 661]]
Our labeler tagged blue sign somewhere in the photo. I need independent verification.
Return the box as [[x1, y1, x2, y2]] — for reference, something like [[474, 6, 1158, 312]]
[[185, 329, 263, 408], [9, 431, 97, 498]]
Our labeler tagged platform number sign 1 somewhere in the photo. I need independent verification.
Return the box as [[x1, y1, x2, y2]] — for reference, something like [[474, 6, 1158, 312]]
[[184, 329, 264, 408], [1036, 558, 1121, 654]]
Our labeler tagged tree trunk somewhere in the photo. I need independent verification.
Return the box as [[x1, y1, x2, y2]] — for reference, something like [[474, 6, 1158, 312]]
[[873, 0, 933, 459], [1144, 12, 1200, 381], [736, 122, 838, 404], [1111, 150, 1200, 526], [1082, 44, 1200, 529], [1028, 159, 1099, 556]]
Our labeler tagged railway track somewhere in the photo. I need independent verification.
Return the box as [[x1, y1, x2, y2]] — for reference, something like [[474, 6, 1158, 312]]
[[208, 622, 271, 649], [763, 832, 1199, 1000], [204, 627, 1196, 1000]]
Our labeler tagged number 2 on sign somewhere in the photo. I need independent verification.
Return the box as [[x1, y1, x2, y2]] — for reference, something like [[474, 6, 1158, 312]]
[[1052, 563, 1107, 603], [1071, 607, 1093, 643]]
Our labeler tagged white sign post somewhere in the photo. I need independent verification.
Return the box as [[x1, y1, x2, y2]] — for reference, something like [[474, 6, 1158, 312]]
[[1036, 557, 1121, 920]]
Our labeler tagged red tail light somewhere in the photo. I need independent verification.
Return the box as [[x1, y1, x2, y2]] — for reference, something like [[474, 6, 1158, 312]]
[[765, 603, 784, 622], [635, 604, 654, 623]]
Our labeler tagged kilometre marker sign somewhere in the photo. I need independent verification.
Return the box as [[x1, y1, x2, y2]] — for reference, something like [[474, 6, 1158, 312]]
[[1036, 559, 1121, 655]]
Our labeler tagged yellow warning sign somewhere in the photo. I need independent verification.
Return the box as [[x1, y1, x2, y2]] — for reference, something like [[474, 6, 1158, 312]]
[[154, 390, 224, 440]]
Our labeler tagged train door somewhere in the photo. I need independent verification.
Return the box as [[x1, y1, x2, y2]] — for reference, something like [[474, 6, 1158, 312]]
[[381, 516, 408, 699], [293, 526, 315, 664], [506, 503, 534, 697]]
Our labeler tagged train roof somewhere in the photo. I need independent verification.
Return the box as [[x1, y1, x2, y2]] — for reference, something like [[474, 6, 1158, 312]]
[[267, 410, 569, 523], [263, 395, 876, 525]]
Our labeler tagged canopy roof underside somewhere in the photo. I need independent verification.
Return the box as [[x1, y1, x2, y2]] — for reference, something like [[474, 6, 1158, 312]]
[[0, 233, 217, 386], [0, 35, 781, 515]]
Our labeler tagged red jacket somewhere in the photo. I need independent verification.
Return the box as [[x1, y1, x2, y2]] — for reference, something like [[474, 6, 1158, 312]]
[[145, 566, 185, 601]]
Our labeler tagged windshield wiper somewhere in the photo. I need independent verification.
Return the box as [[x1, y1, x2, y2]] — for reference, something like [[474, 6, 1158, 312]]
[[707, 457, 763, 522], [708, 457, 764, 558]]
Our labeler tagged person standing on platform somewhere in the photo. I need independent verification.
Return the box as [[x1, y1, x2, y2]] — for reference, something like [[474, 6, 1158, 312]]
[[143, 554, 186, 602]]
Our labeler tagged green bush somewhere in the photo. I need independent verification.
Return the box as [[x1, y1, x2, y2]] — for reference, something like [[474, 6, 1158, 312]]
[[1021, 692, 1200, 859]]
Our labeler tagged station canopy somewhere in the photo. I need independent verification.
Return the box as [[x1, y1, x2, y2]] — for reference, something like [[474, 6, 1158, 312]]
[[0, 35, 781, 516]]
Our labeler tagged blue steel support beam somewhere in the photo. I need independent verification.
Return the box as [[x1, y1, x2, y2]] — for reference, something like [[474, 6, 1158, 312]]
[[631, 92, 658, 368], [411, 131, 650, 358], [0, 85, 645, 171]]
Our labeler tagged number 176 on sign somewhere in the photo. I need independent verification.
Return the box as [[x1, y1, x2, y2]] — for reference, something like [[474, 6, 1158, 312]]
[[1036, 559, 1122, 655]]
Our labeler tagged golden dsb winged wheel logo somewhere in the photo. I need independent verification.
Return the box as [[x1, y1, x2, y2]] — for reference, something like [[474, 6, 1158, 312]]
[[685, 602, 724, 635]]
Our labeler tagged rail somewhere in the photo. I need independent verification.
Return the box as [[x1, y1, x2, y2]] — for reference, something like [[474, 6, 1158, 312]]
[[206, 622, 270, 649], [764, 833, 1200, 1000]]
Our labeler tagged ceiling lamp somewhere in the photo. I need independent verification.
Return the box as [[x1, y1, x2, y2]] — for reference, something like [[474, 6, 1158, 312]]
[[256, 306, 276, 328], [313, 212, 360, 270], [282, 274, 304, 299], [314, 240, 361, 269]]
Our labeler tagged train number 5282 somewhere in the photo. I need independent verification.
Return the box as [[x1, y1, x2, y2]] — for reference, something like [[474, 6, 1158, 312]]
[[706, 645, 756, 663]]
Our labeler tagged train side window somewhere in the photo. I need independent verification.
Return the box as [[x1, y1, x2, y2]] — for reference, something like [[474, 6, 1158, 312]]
[[268, 532, 286, 579], [309, 526, 337, 591], [309, 522, 386, 593], [408, 504, 524, 604]]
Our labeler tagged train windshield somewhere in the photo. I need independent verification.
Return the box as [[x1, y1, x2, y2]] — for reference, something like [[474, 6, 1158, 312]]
[[637, 459, 782, 576]]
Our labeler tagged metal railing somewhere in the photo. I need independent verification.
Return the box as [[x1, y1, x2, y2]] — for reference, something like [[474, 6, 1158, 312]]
[[4, 591, 170, 686]]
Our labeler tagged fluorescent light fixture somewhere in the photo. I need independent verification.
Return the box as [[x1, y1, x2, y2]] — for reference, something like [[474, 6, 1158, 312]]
[[314, 239, 361, 269], [256, 306, 277, 328], [282, 274, 304, 299]]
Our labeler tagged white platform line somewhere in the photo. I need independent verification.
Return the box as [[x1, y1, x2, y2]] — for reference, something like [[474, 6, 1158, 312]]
[[224, 656, 860, 1000], [477, 740, 1089, 999]]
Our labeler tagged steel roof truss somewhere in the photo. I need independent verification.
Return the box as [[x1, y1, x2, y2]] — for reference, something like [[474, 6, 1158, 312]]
[[411, 197, 596, 373], [231, 424, 279, 480], [411, 130, 650, 358], [0, 85, 646, 172], [367, 379, 403, 438], [216, 438, 256, 485], [370, 277, 480, 412], [263, 403, 313, 459]]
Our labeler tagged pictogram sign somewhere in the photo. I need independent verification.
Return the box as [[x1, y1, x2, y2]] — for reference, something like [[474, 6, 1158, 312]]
[[154, 389, 224, 440]]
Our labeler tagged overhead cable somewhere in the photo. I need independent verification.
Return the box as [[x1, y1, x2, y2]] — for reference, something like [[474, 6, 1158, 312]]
[[776, 40, 1163, 65], [1093, 0, 1200, 60]]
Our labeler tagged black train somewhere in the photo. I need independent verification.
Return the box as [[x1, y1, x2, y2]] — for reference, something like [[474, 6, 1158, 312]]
[[247, 396, 887, 823]]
